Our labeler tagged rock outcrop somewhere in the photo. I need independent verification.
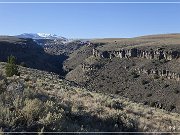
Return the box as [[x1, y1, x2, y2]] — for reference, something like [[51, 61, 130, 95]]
[[134, 67, 180, 81], [82, 63, 99, 72], [92, 46, 180, 81], [93, 48, 180, 60]]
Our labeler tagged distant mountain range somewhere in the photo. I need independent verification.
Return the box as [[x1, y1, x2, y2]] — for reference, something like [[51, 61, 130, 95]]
[[17, 33, 67, 40], [10, 33, 90, 56]]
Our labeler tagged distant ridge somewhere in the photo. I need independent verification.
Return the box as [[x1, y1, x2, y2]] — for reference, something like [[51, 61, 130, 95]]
[[17, 33, 67, 40], [135, 33, 180, 39]]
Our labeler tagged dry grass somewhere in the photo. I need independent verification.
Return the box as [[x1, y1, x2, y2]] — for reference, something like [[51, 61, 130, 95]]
[[90, 34, 180, 52], [0, 36, 27, 44], [1, 62, 180, 133]]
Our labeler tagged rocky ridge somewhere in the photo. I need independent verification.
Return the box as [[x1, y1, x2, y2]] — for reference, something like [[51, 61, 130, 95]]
[[93, 47, 180, 60], [64, 34, 180, 114], [80, 47, 180, 82]]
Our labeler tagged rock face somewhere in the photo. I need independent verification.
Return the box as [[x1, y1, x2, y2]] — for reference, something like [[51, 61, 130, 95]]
[[134, 67, 180, 81], [93, 48, 180, 60], [81, 63, 99, 72], [91, 46, 180, 81]]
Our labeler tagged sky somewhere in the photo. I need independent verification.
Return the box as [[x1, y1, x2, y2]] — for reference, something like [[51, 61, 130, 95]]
[[0, 0, 180, 38]]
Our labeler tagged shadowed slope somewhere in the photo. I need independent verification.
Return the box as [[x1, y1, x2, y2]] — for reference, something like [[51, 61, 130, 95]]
[[0, 36, 68, 75]]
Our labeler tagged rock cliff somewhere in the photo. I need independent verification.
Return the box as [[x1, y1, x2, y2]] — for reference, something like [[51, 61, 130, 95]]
[[93, 47, 180, 60]]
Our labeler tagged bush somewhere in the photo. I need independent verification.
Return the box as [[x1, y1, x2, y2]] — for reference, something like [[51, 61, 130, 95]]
[[0, 80, 7, 95], [160, 59, 168, 64], [142, 80, 149, 85], [164, 84, 170, 88], [169, 105, 176, 111], [150, 101, 156, 107], [146, 93, 152, 97], [22, 99, 44, 122], [5, 55, 19, 77], [131, 71, 139, 78], [153, 75, 159, 79], [174, 89, 179, 94]]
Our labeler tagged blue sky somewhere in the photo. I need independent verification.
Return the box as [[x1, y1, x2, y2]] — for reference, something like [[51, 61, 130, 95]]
[[0, 0, 180, 38]]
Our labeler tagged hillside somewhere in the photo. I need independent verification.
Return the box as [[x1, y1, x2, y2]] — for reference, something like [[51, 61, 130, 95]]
[[1, 62, 180, 132], [0, 36, 68, 75], [1, 33, 180, 132], [63, 45, 95, 72], [64, 34, 180, 113], [17, 33, 88, 56], [40, 39, 87, 55]]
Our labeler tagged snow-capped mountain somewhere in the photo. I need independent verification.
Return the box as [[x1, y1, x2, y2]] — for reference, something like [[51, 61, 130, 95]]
[[37, 33, 58, 38], [17, 33, 67, 40], [12, 33, 90, 55]]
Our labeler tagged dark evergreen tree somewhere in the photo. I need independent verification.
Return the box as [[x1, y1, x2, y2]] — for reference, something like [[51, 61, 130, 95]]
[[5, 55, 19, 77]]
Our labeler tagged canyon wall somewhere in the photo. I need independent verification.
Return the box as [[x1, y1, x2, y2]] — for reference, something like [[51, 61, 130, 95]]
[[91, 46, 180, 81], [93, 48, 180, 60], [134, 67, 180, 81]]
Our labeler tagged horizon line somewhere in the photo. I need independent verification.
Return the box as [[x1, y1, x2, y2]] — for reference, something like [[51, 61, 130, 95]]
[[1, 32, 180, 39], [0, 1, 180, 4]]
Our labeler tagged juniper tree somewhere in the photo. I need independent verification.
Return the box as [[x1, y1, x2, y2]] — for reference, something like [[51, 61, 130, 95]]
[[5, 55, 19, 77]]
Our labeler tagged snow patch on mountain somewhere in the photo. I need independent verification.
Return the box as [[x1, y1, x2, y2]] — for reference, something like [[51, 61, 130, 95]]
[[17, 33, 67, 40]]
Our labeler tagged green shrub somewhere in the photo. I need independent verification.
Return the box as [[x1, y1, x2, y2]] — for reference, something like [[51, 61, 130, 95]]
[[150, 101, 156, 107], [5, 55, 19, 77]]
